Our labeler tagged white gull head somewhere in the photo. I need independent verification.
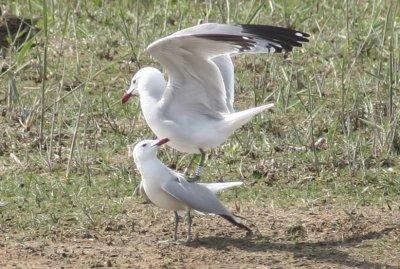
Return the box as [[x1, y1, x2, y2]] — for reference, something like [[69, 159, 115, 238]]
[[122, 67, 166, 103], [131, 138, 169, 164]]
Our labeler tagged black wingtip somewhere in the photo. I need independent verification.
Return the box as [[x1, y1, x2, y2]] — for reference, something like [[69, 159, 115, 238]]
[[301, 32, 311, 38], [240, 24, 310, 41], [240, 24, 310, 52], [220, 214, 252, 233]]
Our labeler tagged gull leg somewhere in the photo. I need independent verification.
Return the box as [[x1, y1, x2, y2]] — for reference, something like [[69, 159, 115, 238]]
[[173, 211, 179, 241], [187, 149, 205, 182], [185, 209, 193, 242], [158, 211, 180, 244], [183, 154, 197, 176], [194, 149, 206, 180]]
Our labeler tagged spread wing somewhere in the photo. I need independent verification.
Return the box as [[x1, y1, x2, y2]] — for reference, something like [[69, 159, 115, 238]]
[[212, 55, 235, 113], [147, 23, 309, 118]]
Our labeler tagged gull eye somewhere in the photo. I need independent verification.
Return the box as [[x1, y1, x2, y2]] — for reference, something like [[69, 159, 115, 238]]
[[141, 143, 147, 148]]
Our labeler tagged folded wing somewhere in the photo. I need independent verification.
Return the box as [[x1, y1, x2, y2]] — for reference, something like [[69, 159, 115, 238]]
[[162, 177, 232, 216]]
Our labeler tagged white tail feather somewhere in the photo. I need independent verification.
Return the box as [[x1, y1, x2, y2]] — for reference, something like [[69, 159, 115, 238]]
[[223, 103, 274, 133], [200, 181, 243, 194]]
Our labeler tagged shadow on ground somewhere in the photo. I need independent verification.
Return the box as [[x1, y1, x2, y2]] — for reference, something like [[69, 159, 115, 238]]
[[189, 226, 399, 269]]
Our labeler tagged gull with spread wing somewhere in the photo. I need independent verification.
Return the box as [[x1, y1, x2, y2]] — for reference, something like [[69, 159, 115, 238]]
[[131, 138, 251, 242], [123, 23, 309, 179]]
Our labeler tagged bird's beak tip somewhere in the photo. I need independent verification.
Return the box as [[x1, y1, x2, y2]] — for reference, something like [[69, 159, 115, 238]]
[[122, 92, 133, 104], [155, 138, 170, 146]]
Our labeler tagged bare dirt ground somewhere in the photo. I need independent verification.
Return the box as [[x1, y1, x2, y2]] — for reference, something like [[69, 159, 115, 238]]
[[1, 202, 399, 269]]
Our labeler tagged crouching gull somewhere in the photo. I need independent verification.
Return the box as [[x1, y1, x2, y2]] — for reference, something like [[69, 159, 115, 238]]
[[130, 138, 251, 242]]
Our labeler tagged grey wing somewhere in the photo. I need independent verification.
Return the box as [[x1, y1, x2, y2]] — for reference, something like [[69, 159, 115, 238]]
[[212, 55, 235, 113], [173, 170, 243, 193], [161, 179, 232, 216]]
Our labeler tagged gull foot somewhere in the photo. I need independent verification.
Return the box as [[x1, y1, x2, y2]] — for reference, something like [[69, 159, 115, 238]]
[[245, 230, 254, 237], [245, 228, 261, 238]]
